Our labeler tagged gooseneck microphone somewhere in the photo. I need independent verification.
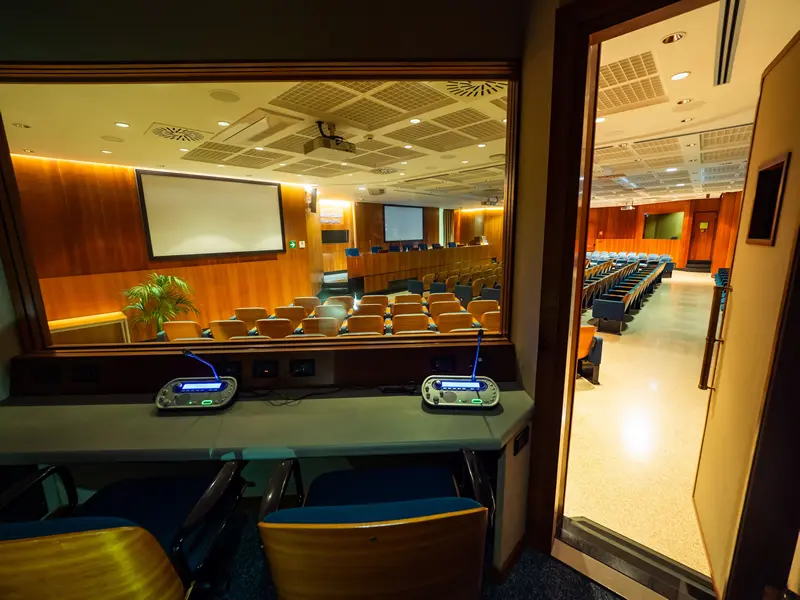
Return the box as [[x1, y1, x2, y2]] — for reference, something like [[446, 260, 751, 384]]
[[183, 350, 221, 382]]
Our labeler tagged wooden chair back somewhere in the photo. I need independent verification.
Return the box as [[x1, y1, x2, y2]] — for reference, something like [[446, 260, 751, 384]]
[[471, 278, 486, 298], [445, 276, 458, 293], [210, 320, 248, 340], [258, 506, 487, 600], [391, 303, 424, 317], [355, 303, 386, 317], [326, 296, 355, 311], [438, 312, 474, 333], [302, 317, 339, 337], [577, 325, 597, 360], [394, 293, 422, 305], [163, 321, 202, 341], [346, 315, 384, 334], [293, 297, 322, 317], [234, 307, 269, 330], [467, 299, 499, 321], [360, 295, 389, 310], [427, 292, 456, 305], [458, 273, 471, 285], [314, 305, 347, 326], [480, 311, 501, 332], [392, 314, 430, 333], [430, 301, 463, 325], [256, 318, 294, 338], [422, 273, 435, 291], [274, 306, 306, 328]]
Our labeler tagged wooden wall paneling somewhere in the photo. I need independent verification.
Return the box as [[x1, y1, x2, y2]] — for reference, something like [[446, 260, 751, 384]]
[[483, 210, 505, 260], [320, 201, 353, 272], [712, 192, 743, 273], [594, 238, 682, 257], [305, 206, 323, 296], [354, 202, 439, 252], [456, 210, 484, 243], [423, 207, 440, 246]]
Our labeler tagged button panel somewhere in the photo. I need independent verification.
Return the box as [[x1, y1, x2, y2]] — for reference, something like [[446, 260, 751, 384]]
[[156, 377, 238, 411], [422, 375, 500, 409]]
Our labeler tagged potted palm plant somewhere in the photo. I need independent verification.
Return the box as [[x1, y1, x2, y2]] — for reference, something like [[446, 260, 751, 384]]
[[123, 273, 200, 335]]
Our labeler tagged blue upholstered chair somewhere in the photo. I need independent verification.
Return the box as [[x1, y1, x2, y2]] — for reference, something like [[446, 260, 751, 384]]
[[371, 246, 382, 254], [418, 243, 428, 250], [608, 252, 617, 259], [448, 242, 457, 248], [429, 281, 447, 294], [0, 463, 247, 598], [432, 243, 443, 249], [345, 248, 361, 258], [627, 252, 638, 260], [481, 286, 501, 302], [389, 245, 401, 252], [647, 253, 659, 263], [454, 284, 474, 307], [258, 450, 492, 599]]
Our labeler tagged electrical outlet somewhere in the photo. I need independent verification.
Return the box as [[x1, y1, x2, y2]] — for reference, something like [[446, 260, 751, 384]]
[[289, 359, 315, 377]]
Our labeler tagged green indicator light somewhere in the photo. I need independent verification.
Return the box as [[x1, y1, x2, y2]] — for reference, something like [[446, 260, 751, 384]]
[[471, 398, 483, 404], [202, 399, 214, 405]]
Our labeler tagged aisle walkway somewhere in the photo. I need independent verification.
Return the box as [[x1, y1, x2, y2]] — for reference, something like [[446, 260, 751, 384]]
[[565, 271, 714, 575]]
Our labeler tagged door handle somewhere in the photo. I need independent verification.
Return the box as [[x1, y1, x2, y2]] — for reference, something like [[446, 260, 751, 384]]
[[699, 284, 727, 390]]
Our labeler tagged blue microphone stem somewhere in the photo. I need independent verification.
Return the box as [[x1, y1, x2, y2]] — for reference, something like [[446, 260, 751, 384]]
[[471, 329, 483, 382], [183, 350, 221, 382]]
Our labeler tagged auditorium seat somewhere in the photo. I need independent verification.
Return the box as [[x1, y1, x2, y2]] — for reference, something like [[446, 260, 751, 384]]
[[428, 292, 456, 305], [430, 300, 463, 326], [445, 275, 458, 292], [289, 334, 327, 339], [355, 303, 387, 317], [418, 243, 428, 250], [326, 296, 355, 311], [313, 305, 347, 326], [163, 320, 204, 341], [256, 318, 294, 338], [480, 310, 501, 332], [210, 320, 249, 340], [389, 245, 401, 252], [438, 312, 474, 333], [454, 284, 473, 308], [458, 273, 472, 285], [432, 243, 442, 249], [345, 248, 361, 257], [275, 306, 306, 328], [471, 278, 486, 298], [234, 307, 269, 330], [422, 273, 435, 291], [402, 244, 413, 252], [481, 269, 494, 279], [647, 253, 659, 263], [392, 313, 430, 333], [467, 299, 499, 322], [470, 266, 482, 275], [371, 246, 382, 254], [577, 325, 603, 384], [360, 295, 390, 310], [392, 303, 424, 317], [346, 315, 384, 334], [293, 296, 322, 316], [301, 317, 339, 337], [447, 242, 457, 248], [394, 293, 422, 305]]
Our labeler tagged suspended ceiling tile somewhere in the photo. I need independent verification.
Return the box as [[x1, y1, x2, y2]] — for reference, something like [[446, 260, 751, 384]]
[[266, 134, 311, 153], [432, 108, 491, 129], [459, 120, 506, 141], [414, 131, 475, 152], [701, 147, 750, 163], [385, 122, 448, 143], [331, 98, 404, 130], [371, 81, 454, 112], [598, 52, 658, 88], [269, 82, 357, 114], [632, 138, 682, 156], [700, 125, 753, 150], [336, 81, 387, 93], [597, 77, 667, 115], [356, 139, 392, 152], [378, 146, 426, 159]]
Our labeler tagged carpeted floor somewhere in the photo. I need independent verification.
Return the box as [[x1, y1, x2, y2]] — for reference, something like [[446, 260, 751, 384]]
[[204, 514, 621, 600]]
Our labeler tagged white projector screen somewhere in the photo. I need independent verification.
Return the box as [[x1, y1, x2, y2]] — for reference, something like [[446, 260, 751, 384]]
[[138, 172, 285, 258], [384, 205, 424, 242]]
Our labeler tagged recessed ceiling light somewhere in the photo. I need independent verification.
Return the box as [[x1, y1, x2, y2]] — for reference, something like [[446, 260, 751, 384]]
[[179, 148, 190, 152], [676, 183, 685, 187], [671, 71, 690, 81], [477, 143, 487, 148], [22, 149, 35, 153], [279, 163, 287, 166], [358, 187, 367, 191], [341, 162, 348, 166], [400, 172, 405, 176], [217, 164, 225, 167], [348, 173, 353, 176], [595, 117, 606, 123], [662, 32, 686, 44], [502, 118, 507, 123], [12, 122, 30, 129], [681, 118, 693, 123], [409, 118, 421, 124], [217, 121, 230, 127], [665, 167, 678, 172], [404, 145, 413, 149], [115, 122, 130, 128], [209, 89, 241, 103], [101, 150, 112, 154], [462, 160, 469, 164], [400, 161, 408, 165], [677, 98, 692, 105], [254, 147, 264, 151], [686, 143, 696, 147]]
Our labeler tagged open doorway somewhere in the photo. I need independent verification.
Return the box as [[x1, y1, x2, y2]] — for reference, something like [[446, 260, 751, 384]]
[[558, 0, 799, 596]]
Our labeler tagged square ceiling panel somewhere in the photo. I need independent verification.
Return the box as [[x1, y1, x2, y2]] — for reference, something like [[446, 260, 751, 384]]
[[645, 155, 684, 168], [356, 139, 392, 152], [336, 81, 387, 93], [224, 155, 281, 169], [241, 149, 289, 160], [415, 131, 475, 152], [385, 122, 447, 143], [632, 138, 681, 155], [491, 98, 508, 111], [181, 148, 234, 164], [266, 134, 312, 153], [701, 148, 750, 163], [371, 82, 454, 112], [594, 146, 637, 163], [599, 52, 658, 88], [700, 125, 753, 150], [274, 164, 310, 174], [303, 167, 342, 178], [433, 108, 490, 129], [348, 153, 397, 168], [332, 98, 403, 130], [269, 82, 357, 113], [293, 158, 328, 168], [379, 146, 426, 159], [459, 120, 506, 142], [597, 77, 667, 114]]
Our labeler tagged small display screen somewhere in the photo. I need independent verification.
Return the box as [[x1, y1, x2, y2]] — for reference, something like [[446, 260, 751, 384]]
[[179, 381, 225, 392], [441, 380, 481, 390]]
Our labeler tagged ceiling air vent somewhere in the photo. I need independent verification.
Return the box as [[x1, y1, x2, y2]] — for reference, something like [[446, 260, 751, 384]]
[[714, 0, 746, 86], [146, 123, 210, 142], [445, 81, 508, 98], [371, 168, 399, 175], [367, 188, 386, 196]]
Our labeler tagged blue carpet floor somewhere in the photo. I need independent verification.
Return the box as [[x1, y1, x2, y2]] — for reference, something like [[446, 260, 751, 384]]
[[208, 515, 621, 600]]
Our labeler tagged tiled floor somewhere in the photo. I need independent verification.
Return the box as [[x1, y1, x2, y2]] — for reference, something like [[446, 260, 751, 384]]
[[564, 270, 714, 575]]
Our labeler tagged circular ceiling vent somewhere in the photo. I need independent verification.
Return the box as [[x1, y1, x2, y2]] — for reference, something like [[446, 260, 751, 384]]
[[100, 135, 125, 143], [151, 125, 205, 142], [209, 89, 241, 103], [445, 81, 508, 98], [371, 168, 399, 175]]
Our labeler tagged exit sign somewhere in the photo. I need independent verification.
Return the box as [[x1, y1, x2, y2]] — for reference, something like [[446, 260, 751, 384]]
[[289, 240, 297, 249]]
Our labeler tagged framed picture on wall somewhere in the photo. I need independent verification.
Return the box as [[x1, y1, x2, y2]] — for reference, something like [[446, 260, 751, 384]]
[[746, 152, 791, 246]]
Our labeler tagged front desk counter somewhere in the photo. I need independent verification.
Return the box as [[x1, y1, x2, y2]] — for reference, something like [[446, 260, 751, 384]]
[[0, 390, 534, 571]]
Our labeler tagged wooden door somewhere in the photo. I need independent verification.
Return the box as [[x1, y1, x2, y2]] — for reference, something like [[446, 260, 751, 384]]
[[689, 211, 718, 261], [693, 34, 800, 599]]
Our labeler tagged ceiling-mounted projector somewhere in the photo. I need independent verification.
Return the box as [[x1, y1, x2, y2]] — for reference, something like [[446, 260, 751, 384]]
[[620, 203, 635, 211], [303, 120, 357, 160]]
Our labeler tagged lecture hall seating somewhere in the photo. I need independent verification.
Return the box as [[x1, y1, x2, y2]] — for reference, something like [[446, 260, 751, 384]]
[[592, 261, 667, 334]]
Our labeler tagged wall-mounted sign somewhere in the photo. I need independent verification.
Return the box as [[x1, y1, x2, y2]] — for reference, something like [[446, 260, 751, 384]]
[[699, 222, 709, 231], [288, 240, 297, 249]]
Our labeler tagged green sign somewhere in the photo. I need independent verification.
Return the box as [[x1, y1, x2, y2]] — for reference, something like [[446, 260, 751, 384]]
[[289, 240, 297, 249]]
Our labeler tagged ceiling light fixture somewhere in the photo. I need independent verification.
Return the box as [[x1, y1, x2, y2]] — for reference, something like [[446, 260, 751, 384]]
[[681, 118, 693, 123], [115, 122, 130, 128], [404, 145, 413, 149], [279, 163, 287, 166], [409, 118, 421, 124], [676, 183, 685, 187], [254, 147, 264, 151], [477, 143, 486, 148], [462, 160, 469, 164], [340, 162, 348, 166], [677, 99, 693, 106], [179, 148, 189, 152], [686, 143, 696, 147], [217, 121, 230, 127], [101, 150, 112, 154], [665, 167, 678, 172], [671, 71, 691, 81], [502, 118, 507, 123], [596, 117, 606, 123], [358, 187, 367, 191], [12, 122, 30, 129], [662, 31, 685, 44], [400, 161, 408, 165], [217, 164, 225, 167]]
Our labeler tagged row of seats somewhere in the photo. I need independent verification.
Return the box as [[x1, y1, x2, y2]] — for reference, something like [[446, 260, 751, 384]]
[[162, 293, 502, 341], [582, 261, 639, 310], [715, 267, 730, 310], [592, 261, 667, 334], [409, 263, 503, 296], [577, 324, 603, 385], [586, 251, 673, 268], [345, 242, 461, 257], [0, 453, 493, 598]]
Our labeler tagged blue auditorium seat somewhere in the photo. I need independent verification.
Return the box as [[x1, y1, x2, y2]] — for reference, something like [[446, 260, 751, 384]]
[[429, 281, 447, 293], [454, 284, 474, 307], [345, 248, 361, 257], [447, 242, 457, 248], [432, 243, 442, 249], [647, 253, 659, 263], [481, 287, 501, 302], [371, 246, 382, 254], [627, 252, 638, 260], [389, 245, 401, 252], [418, 243, 428, 250], [609, 252, 617, 259]]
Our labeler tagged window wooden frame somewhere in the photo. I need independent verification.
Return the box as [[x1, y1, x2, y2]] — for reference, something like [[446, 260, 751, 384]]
[[0, 62, 520, 391]]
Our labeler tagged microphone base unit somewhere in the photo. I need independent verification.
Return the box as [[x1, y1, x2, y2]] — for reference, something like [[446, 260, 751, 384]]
[[156, 377, 238, 411], [422, 375, 500, 409]]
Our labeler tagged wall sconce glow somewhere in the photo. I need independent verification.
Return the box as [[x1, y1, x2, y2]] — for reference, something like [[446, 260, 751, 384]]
[[670, 71, 690, 81], [409, 118, 421, 124], [115, 122, 130, 128], [502, 118, 507, 123], [217, 121, 230, 127], [595, 117, 606, 123], [319, 198, 351, 207]]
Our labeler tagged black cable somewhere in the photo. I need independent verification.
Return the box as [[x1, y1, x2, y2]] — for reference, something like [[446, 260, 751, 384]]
[[316, 120, 345, 145]]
